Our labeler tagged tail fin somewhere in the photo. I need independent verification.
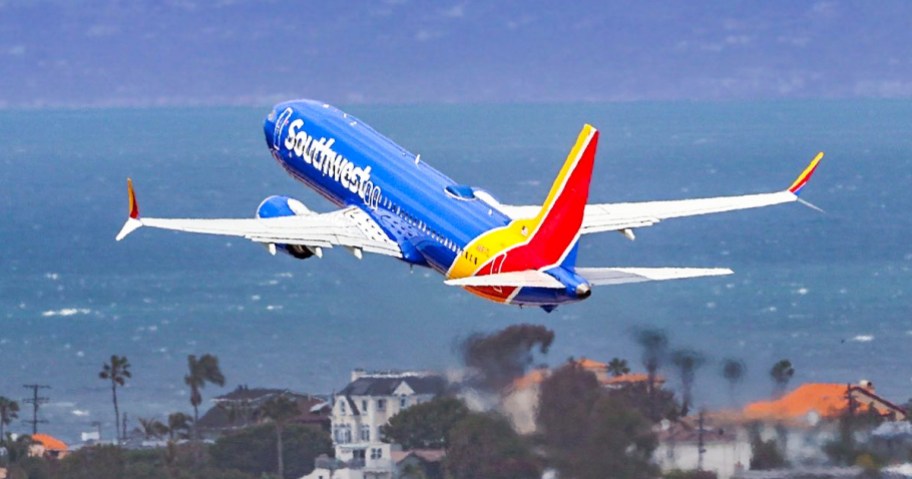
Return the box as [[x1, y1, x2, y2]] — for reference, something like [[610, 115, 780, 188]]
[[494, 124, 598, 270], [529, 124, 598, 268]]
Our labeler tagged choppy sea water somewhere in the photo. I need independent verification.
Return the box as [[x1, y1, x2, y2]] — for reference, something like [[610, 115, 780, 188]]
[[1, 100, 910, 443]]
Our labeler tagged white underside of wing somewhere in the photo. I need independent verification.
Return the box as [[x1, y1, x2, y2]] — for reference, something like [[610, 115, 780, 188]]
[[576, 267, 733, 286], [444, 270, 566, 289], [120, 206, 402, 258], [499, 190, 796, 234]]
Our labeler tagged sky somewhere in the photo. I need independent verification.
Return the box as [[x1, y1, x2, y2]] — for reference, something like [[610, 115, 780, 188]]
[[1, 0, 911, 107]]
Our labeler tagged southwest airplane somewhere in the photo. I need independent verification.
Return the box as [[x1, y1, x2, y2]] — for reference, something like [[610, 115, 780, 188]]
[[117, 100, 823, 311]]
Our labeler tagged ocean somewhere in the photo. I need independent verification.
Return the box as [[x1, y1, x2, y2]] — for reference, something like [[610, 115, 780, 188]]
[[1, 100, 910, 443]]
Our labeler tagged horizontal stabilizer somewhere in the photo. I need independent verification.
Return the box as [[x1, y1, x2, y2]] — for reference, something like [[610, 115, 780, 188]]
[[576, 267, 733, 286], [444, 270, 566, 289]]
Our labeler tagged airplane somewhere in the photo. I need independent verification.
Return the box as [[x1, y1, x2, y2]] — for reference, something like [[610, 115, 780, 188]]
[[117, 99, 823, 311]]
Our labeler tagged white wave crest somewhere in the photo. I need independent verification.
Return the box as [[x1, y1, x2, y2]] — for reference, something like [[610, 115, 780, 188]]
[[850, 335, 874, 342], [42, 308, 91, 317]]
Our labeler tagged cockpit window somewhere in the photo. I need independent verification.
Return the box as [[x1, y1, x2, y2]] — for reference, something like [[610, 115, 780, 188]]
[[444, 185, 477, 200]]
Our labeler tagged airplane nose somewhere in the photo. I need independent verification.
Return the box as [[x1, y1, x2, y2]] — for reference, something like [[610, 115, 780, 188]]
[[263, 108, 277, 150]]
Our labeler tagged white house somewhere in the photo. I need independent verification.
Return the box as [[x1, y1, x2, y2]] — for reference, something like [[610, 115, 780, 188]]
[[302, 369, 445, 479]]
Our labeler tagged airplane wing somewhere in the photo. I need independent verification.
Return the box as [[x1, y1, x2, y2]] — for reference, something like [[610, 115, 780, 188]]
[[444, 267, 732, 289], [115, 180, 402, 258], [575, 267, 733, 285], [498, 152, 824, 236]]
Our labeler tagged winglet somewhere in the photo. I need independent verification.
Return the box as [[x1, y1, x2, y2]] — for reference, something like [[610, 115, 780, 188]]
[[116, 178, 143, 241], [788, 152, 824, 196], [127, 178, 140, 219]]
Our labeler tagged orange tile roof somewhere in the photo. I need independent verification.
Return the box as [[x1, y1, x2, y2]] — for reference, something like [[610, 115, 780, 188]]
[[744, 383, 880, 421], [32, 433, 68, 452], [605, 373, 659, 385], [575, 358, 608, 371], [510, 369, 550, 391]]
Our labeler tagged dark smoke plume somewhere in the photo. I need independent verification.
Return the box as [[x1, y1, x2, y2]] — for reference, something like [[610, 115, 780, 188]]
[[458, 324, 555, 392]]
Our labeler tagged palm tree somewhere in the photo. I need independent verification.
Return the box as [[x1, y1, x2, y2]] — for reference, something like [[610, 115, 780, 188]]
[[99, 355, 132, 442], [137, 417, 168, 440], [257, 394, 300, 479], [166, 412, 193, 441], [721, 358, 746, 406], [184, 354, 225, 439], [770, 359, 795, 398], [671, 348, 706, 416], [606, 357, 630, 377], [634, 328, 668, 395], [0, 396, 20, 439]]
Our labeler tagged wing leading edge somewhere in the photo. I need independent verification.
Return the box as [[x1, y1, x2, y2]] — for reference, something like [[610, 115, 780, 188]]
[[499, 152, 825, 235], [115, 179, 402, 258]]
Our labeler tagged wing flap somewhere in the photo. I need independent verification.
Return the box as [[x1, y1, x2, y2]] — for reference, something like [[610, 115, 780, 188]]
[[577, 267, 733, 286], [444, 270, 566, 289], [120, 202, 402, 258]]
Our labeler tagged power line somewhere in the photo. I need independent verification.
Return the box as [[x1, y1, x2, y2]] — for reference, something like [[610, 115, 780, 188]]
[[22, 384, 50, 435]]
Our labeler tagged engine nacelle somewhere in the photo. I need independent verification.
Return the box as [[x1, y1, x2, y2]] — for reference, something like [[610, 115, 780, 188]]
[[256, 195, 316, 260]]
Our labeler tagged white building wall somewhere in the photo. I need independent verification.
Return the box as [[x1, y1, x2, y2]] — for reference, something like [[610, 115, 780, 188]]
[[654, 436, 751, 479]]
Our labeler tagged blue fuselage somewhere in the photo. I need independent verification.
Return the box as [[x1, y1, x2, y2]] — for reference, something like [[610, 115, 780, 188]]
[[262, 100, 583, 307]]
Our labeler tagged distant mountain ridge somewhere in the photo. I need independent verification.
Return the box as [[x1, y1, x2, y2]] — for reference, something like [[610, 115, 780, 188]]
[[2, 0, 911, 108]]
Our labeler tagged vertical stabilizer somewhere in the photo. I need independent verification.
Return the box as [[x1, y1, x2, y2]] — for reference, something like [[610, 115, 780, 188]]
[[520, 124, 598, 269], [446, 125, 598, 302]]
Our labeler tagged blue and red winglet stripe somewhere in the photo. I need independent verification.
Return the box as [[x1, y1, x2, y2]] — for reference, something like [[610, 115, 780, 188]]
[[788, 152, 824, 196]]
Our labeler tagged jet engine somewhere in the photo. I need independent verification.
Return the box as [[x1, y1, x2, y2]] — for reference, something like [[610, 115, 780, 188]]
[[256, 195, 318, 259]]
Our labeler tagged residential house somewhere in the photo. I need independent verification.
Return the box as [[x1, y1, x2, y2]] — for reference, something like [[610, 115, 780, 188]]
[[744, 381, 906, 426], [302, 369, 446, 479], [653, 414, 751, 479], [29, 433, 69, 459], [197, 385, 331, 437]]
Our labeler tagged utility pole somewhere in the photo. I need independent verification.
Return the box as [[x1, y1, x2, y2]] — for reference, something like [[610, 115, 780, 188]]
[[697, 409, 706, 471], [22, 384, 50, 435]]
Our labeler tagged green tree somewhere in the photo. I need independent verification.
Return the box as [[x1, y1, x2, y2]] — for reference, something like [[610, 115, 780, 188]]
[[769, 359, 795, 398], [608, 381, 681, 423], [459, 324, 555, 391], [607, 357, 631, 377], [210, 423, 331, 479], [99, 355, 132, 442], [671, 348, 706, 417], [572, 396, 658, 479], [0, 396, 20, 439], [381, 396, 469, 449], [444, 412, 540, 479], [54, 445, 127, 479], [720, 358, 746, 406], [537, 362, 658, 479], [536, 361, 601, 452], [184, 354, 225, 439], [256, 394, 300, 479]]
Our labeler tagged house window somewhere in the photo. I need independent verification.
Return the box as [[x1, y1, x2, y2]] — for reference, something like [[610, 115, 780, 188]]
[[370, 448, 383, 459], [343, 425, 352, 444], [360, 424, 370, 442], [377, 399, 386, 411], [362, 399, 368, 412], [339, 400, 346, 415], [399, 396, 407, 408]]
